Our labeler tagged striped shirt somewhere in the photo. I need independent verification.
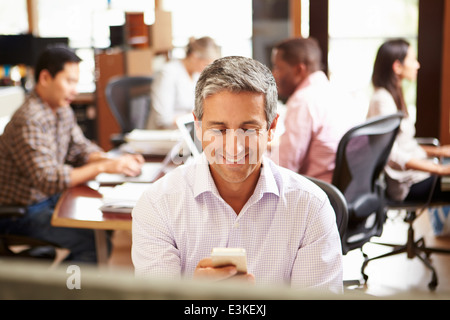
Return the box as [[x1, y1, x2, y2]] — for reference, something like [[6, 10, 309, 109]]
[[132, 154, 343, 293], [0, 91, 101, 205]]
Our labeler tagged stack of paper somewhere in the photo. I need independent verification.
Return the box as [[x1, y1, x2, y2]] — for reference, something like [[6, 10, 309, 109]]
[[124, 129, 182, 155], [99, 183, 150, 213]]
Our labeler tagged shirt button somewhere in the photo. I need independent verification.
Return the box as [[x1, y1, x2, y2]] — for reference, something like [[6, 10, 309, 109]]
[[234, 222, 239, 228]]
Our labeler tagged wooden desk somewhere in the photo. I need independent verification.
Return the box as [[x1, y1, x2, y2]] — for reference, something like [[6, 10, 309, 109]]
[[51, 154, 172, 265], [52, 184, 132, 230], [51, 184, 133, 265]]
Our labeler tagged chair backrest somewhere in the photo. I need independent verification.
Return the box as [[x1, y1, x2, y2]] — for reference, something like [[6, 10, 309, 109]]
[[105, 76, 153, 133], [332, 112, 403, 254], [307, 176, 348, 248]]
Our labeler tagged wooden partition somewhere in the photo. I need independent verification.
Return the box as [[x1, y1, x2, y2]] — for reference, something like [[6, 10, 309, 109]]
[[95, 50, 125, 151], [416, 0, 450, 144], [440, 0, 450, 144], [289, 0, 302, 37]]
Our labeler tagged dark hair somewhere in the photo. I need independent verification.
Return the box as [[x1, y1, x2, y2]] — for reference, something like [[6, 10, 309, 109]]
[[34, 45, 81, 83], [372, 39, 410, 115], [273, 37, 322, 72]]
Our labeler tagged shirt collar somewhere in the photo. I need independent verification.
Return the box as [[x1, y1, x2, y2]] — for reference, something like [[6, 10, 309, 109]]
[[193, 154, 280, 199], [193, 153, 220, 198], [257, 157, 280, 197]]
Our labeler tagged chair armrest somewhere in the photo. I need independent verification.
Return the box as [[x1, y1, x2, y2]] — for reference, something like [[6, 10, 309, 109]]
[[416, 137, 440, 147], [0, 206, 27, 219]]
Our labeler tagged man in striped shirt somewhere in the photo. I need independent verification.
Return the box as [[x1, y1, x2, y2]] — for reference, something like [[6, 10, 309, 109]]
[[0, 46, 144, 263], [132, 56, 343, 293]]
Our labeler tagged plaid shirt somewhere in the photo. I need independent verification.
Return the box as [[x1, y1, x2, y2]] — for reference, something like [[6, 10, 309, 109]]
[[0, 91, 101, 205]]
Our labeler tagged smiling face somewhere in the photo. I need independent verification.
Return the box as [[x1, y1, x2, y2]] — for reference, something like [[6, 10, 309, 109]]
[[195, 90, 277, 190]]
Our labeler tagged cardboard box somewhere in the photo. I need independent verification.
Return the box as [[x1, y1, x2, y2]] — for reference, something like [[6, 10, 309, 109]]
[[125, 48, 153, 76], [148, 10, 173, 52]]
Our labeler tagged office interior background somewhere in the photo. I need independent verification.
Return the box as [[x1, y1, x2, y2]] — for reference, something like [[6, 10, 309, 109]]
[[1, 0, 449, 149], [0, 0, 419, 98], [2, 0, 450, 149], [1, 0, 450, 299]]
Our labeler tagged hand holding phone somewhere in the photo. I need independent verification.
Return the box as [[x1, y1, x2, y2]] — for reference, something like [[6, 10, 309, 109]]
[[210, 247, 247, 274]]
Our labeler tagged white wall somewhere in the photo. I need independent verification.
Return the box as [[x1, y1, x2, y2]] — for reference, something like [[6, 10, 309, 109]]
[[0, 86, 25, 133]]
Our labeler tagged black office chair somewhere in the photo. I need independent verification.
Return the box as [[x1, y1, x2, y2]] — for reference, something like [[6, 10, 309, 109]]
[[331, 112, 403, 281], [308, 176, 367, 288], [105, 76, 153, 147], [307, 176, 348, 245], [362, 138, 450, 291], [0, 206, 62, 261]]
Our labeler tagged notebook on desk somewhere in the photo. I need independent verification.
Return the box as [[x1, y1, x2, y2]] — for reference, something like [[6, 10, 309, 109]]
[[95, 140, 183, 185], [99, 182, 151, 213], [96, 113, 201, 186], [95, 162, 164, 185], [97, 119, 200, 212]]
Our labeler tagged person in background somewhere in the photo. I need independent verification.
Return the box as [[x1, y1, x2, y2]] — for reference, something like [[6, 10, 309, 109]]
[[0, 45, 144, 263], [146, 36, 221, 130], [132, 56, 343, 293], [367, 38, 450, 202], [270, 37, 361, 183]]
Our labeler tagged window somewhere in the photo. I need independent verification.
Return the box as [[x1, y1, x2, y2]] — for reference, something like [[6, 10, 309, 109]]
[[162, 0, 252, 59], [36, 0, 156, 92], [327, 0, 419, 116], [0, 1, 28, 35], [36, 0, 155, 48], [33, 0, 252, 90]]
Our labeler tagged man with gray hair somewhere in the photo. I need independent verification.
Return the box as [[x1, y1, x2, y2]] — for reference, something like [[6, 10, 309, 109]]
[[132, 56, 343, 293]]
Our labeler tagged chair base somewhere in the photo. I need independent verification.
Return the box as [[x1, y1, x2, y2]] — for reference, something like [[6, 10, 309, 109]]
[[361, 212, 450, 291]]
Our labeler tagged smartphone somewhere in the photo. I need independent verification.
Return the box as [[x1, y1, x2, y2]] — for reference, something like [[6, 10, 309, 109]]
[[210, 247, 247, 273]]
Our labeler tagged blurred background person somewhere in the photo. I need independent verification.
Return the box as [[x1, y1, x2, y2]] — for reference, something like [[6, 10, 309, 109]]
[[0, 46, 144, 263], [146, 36, 221, 130], [368, 38, 450, 202], [270, 37, 361, 183]]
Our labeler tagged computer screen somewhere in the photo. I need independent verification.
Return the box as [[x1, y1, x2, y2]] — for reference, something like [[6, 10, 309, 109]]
[[176, 113, 202, 158]]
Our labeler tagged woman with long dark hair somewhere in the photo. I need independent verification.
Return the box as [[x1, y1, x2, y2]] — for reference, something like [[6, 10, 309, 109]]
[[368, 39, 450, 202]]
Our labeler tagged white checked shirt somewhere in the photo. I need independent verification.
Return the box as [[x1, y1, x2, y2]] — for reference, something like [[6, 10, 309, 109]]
[[132, 154, 343, 293]]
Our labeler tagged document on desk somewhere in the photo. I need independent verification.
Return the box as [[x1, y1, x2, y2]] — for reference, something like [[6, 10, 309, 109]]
[[99, 183, 150, 213], [95, 162, 164, 185], [125, 129, 182, 155]]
